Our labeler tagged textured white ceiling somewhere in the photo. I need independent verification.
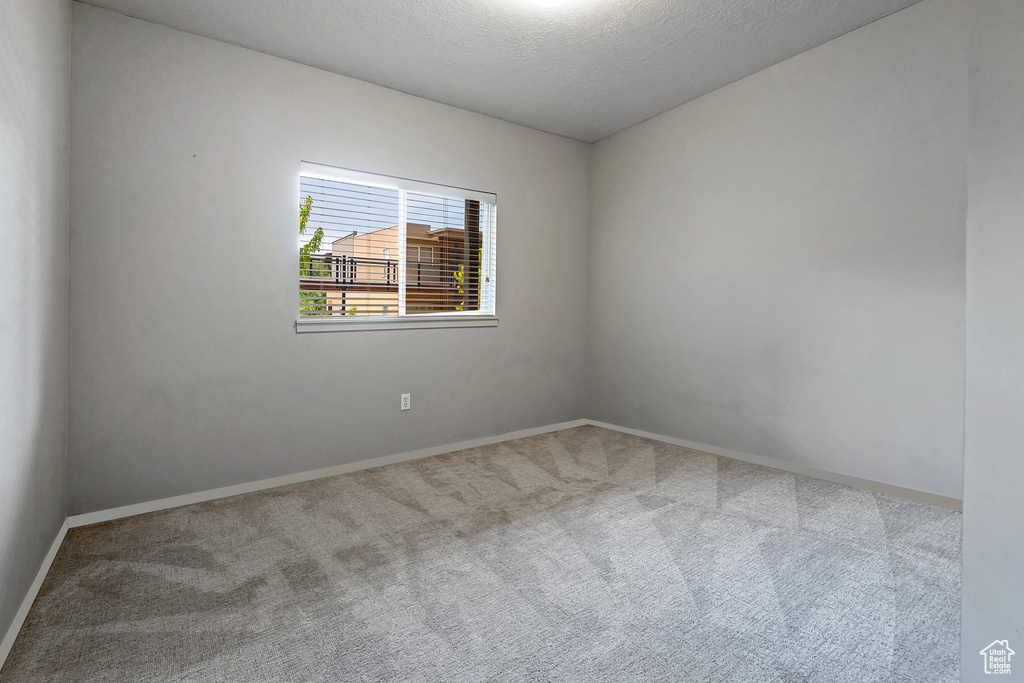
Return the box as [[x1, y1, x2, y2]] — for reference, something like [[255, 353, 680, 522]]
[[78, 0, 923, 142]]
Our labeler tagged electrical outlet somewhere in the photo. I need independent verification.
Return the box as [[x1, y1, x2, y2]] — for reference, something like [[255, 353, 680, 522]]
[[401, 393, 411, 411]]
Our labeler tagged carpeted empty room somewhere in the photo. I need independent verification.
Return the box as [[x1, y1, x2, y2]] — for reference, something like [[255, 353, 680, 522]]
[[2, 428, 960, 681], [8, 0, 1024, 679]]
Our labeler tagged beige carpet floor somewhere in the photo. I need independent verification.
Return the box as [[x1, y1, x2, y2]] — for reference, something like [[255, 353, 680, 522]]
[[1, 426, 961, 682]]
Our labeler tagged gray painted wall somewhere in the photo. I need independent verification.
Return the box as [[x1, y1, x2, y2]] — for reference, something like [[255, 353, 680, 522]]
[[68, 4, 590, 514], [588, 0, 967, 499], [0, 0, 69, 648], [961, 0, 1024, 676]]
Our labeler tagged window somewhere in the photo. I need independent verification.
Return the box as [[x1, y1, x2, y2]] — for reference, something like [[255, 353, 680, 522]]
[[297, 163, 497, 331], [409, 246, 433, 264]]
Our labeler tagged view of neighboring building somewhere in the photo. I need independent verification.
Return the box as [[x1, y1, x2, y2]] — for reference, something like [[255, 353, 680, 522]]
[[297, 175, 488, 318], [304, 221, 481, 316]]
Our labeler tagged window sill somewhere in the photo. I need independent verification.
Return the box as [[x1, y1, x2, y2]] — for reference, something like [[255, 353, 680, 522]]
[[295, 314, 499, 333]]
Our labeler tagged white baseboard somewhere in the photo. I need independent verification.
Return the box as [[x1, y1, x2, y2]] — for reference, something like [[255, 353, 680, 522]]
[[67, 416, 960, 528], [68, 419, 588, 528], [0, 519, 69, 673], [587, 420, 962, 511]]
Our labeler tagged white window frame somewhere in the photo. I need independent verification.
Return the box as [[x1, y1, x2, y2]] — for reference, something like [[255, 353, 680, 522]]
[[296, 161, 498, 333]]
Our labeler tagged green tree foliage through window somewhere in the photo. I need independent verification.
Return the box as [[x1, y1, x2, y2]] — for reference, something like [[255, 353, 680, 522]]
[[299, 194, 329, 314], [453, 247, 482, 312]]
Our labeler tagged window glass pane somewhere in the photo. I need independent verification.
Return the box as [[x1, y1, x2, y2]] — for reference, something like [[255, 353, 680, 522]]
[[299, 177, 400, 317], [405, 192, 486, 315]]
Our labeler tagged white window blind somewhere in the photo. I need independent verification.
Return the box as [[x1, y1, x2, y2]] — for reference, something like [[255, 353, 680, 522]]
[[298, 163, 497, 321]]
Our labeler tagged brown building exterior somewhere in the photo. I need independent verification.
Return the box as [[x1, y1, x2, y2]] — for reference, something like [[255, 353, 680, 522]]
[[301, 222, 481, 316]]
